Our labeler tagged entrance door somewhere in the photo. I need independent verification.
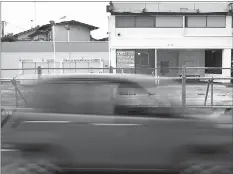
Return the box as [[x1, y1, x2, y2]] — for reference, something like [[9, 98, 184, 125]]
[[135, 50, 155, 75]]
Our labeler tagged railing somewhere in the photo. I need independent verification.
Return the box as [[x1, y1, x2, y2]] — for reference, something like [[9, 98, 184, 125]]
[[1, 66, 233, 109]]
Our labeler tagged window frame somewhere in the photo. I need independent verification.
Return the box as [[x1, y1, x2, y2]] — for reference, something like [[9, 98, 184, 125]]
[[185, 15, 226, 28], [185, 16, 207, 28], [135, 16, 156, 28], [206, 16, 226, 28], [115, 15, 136, 28], [155, 15, 183, 28]]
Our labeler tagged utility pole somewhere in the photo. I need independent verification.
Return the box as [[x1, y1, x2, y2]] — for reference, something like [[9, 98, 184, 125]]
[[1, 21, 5, 37], [34, 1, 37, 27]]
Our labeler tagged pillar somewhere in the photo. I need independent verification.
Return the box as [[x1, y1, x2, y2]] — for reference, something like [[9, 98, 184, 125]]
[[222, 49, 231, 83], [109, 48, 116, 73], [154, 49, 158, 77], [154, 49, 159, 85]]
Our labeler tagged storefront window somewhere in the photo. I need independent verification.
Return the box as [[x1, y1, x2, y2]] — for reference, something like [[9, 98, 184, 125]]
[[116, 50, 135, 74]]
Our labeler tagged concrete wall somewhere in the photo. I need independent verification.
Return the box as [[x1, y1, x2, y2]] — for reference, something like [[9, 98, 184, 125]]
[[1, 42, 109, 79], [1, 52, 109, 79], [2, 42, 108, 52]]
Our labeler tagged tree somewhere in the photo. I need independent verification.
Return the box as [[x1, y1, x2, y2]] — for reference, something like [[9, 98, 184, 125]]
[[1, 33, 17, 42]]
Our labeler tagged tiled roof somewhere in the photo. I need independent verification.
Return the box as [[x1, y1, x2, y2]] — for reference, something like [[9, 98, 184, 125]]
[[13, 26, 40, 37], [13, 20, 98, 38]]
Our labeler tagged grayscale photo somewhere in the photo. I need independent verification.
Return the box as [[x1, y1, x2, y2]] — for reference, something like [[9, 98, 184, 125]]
[[0, 1, 233, 174]]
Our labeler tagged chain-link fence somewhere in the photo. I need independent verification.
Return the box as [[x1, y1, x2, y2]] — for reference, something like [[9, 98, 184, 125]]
[[1, 67, 233, 109]]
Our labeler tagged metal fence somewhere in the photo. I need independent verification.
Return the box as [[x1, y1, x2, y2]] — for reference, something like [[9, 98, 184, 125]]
[[1, 66, 233, 109]]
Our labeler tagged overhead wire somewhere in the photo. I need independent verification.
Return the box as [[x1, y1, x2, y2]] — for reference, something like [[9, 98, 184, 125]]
[[4, 21, 27, 31]]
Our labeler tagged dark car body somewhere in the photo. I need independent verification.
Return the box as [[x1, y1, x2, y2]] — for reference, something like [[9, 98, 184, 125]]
[[1, 74, 232, 173]]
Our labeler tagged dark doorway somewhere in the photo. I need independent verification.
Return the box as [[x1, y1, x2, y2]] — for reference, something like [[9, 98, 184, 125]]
[[135, 49, 155, 75], [205, 49, 222, 74]]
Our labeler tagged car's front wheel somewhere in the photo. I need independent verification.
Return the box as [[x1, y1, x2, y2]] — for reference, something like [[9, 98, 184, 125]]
[[179, 155, 232, 174]]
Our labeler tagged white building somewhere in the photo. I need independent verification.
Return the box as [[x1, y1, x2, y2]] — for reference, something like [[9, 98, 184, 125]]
[[107, 2, 233, 82]]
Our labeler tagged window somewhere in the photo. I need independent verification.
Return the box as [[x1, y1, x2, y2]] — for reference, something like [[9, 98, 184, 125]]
[[115, 16, 135, 28], [156, 16, 183, 28], [118, 82, 148, 96], [135, 16, 155, 28], [186, 16, 206, 28], [206, 16, 225, 28], [205, 49, 222, 74], [115, 15, 183, 28], [186, 16, 226, 28], [29, 80, 118, 115]]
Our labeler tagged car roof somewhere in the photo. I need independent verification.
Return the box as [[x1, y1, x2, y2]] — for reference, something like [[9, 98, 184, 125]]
[[28, 73, 156, 86]]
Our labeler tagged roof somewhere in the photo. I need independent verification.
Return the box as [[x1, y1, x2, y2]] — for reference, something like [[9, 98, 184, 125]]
[[23, 73, 156, 88], [40, 73, 154, 84], [35, 20, 98, 31], [13, 20, 98, 38], [13, 26, 40, 37], [56, 20, 98, 30]]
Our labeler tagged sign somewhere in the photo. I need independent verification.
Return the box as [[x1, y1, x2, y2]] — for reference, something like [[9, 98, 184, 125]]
[[116, 50, 135, 68]]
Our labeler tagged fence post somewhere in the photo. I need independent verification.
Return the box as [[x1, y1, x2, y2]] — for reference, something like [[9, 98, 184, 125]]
[[204, 80, 211, 106], [12, 78, 18, 108], [37, 66, 42, 78], [211, 77, 214, 107], [182, 65, 186, 108]]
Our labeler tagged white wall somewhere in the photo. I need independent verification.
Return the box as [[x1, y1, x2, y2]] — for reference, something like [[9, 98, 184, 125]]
[[109, 13, 232, 79], [1, 52, 109, 79], [109, 16, 233, 49], [112, 2, 230, 13], [54, 24, 91, 41]]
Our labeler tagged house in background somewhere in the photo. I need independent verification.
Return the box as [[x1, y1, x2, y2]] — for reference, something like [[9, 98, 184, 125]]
[[1, 20, 109, 79], [12, 20, 99, 41]]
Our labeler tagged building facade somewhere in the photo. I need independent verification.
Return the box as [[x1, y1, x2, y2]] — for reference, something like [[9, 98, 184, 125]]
[[107, 2, 233, 82]]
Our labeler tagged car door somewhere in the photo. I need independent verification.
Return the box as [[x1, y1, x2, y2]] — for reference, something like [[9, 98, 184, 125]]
[[46, 79, 128, 169], [112, 84, 195, 170]]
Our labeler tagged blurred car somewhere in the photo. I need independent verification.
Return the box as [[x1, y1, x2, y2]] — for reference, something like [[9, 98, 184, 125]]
[[1, 73, 232, 174]]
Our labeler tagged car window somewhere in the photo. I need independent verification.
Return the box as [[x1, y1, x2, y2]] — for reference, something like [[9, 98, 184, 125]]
[[117, 82, 149, 96], [28, 79, 118, 115]]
